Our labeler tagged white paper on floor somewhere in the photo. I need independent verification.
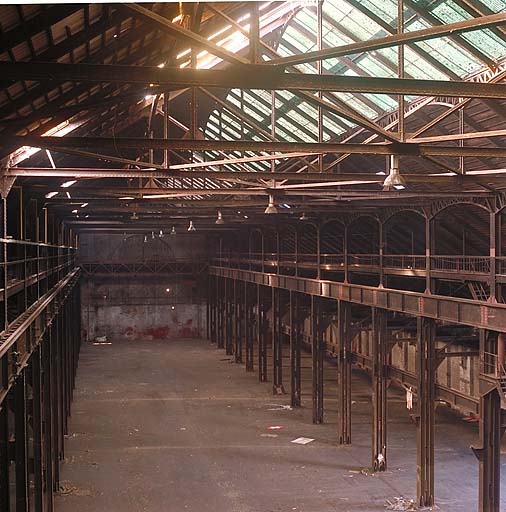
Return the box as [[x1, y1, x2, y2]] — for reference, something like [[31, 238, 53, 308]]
[[267, 404, 293, 411], [291, 437, 314, 445]]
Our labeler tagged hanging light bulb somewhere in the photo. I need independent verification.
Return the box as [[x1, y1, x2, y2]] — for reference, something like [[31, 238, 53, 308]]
[[159, 229, 164, 238], [123, 232, 127, 242], [188, 220, 196, 232], [143, 235, 148, 243], [383, 155, 407, 191], [215, 210, 225, 225], [131, 212, 138, 220], [170, 226, 177, 235], [299, 212, 308, 221], [151, 231, 155, 240], [264, 194, 278, 214]]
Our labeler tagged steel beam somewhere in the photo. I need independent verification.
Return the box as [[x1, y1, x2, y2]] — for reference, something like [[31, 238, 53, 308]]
[[17, 167, 506, 185], [269, 13, 506, 67], [124, 3, 248, 65], [337, 300, 352, 444], [3, 62, 506, 98], [372, 307, 388, 472], [210, 267, 506, 333], [416, 316, 436, 508], [7, 135, 506, 158]]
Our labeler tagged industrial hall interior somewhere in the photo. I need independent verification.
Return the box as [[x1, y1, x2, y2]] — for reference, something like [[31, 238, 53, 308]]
[[4, 0, 506, 511]]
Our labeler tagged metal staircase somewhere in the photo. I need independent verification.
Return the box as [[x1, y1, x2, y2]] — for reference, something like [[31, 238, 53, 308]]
[[468, 280, 489, 301]]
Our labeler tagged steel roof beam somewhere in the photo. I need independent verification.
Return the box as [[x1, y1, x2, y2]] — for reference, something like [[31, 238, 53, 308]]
[[6, 136, 506, 158], [267, 13, 506, 67], [123, 3, 249, 66], [3, 62, 506, 99]]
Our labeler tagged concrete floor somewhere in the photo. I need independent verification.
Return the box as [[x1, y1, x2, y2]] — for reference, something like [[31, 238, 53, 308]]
[[55, 338, 506, 512]]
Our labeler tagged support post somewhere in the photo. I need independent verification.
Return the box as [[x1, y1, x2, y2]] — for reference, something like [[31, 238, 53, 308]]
[[0, 390, 9, 511], [473, 388, 502, 512], [472, 328, 504, 512], [290, 291, 301, 407], [416, 316, 436, 508], [226, 279, 233, 356], [312, 295, 324, 423], [490, 211, 498, 303], [337, 300, 352, 443], [425, 216, 433, 294], [258, 285, 267, 382], [272, 288, 284, 394], [217, 277, 224, 349], [372, 307, 388, 471], [15, 373, 28, 511], [245, 283, 254, 371]]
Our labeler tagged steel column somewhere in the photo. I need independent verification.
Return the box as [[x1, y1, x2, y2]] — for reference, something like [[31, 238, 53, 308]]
[[31, 348, 43, 511], [245, 282, 254, 371], [372, 307, 388, 471], [233, 279, 240, 361], [258, 285, 267, 382], [0, 393, 9, 511], [337, 300, 352, 444], [490, 211, 498, 303], [225, 279, 233, 355], [312, 295, 324, 424], [290, 291, 301, 407], [14, 373, 28, 511], [236, 281, 243, 363], [473, 388, 502, 512], [272, 288, 284, 394], [416, 316, 436, 508]]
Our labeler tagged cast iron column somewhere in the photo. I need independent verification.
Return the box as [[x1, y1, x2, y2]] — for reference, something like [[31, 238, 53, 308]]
[[472, 329, 503, 512], [14, 373, 28, 510], [372, 307, 388, 471], [258, 285, 267, 382], [272, 288, 284, 394], [245, 282, 254, 371], [416, 316, 436, 508], [337, 300, 352, 443], [226, 278, 233, 356], [217, 277, 224, 349], [312, 295, 324, 423], [490, 211, 498, 303], [290, 291, 301, 407]]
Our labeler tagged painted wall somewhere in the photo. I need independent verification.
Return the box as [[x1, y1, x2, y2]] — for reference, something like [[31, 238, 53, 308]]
[[79, 233, 208, 341], [81, 278, 205, 341]]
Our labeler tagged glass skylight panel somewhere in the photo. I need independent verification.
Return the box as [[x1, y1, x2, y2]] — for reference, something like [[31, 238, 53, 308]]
[[403, 47, 448, 80], [353, 0, 396, 25]]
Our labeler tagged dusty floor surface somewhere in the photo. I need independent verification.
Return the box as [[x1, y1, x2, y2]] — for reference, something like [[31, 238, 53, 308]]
[[55, 338, 505, 512]]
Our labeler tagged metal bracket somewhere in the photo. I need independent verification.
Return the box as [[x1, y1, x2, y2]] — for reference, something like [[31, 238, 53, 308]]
[[0, 156, 15, 199]]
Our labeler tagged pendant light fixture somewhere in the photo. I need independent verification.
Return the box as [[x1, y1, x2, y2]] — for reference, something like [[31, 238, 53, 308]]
[[264, 194, 278, 214]]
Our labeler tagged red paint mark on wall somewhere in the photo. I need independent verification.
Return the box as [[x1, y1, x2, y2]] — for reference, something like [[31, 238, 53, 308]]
[[119, 324, 200, 340]]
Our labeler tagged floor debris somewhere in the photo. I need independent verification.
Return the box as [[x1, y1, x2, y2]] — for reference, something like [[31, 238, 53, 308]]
[[291, 437, 314, 445], [57, 482, 93, 497], [260, 433, 278, 438], [266, 425, 283, 430], [385, 497, 417, 510]]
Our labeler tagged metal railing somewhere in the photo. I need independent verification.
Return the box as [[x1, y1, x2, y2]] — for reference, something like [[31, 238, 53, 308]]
[[215, 253, 499, 277], [431, 256, 490, 274], [383, 255, 426, 270], [481, 351, 506, 378]]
